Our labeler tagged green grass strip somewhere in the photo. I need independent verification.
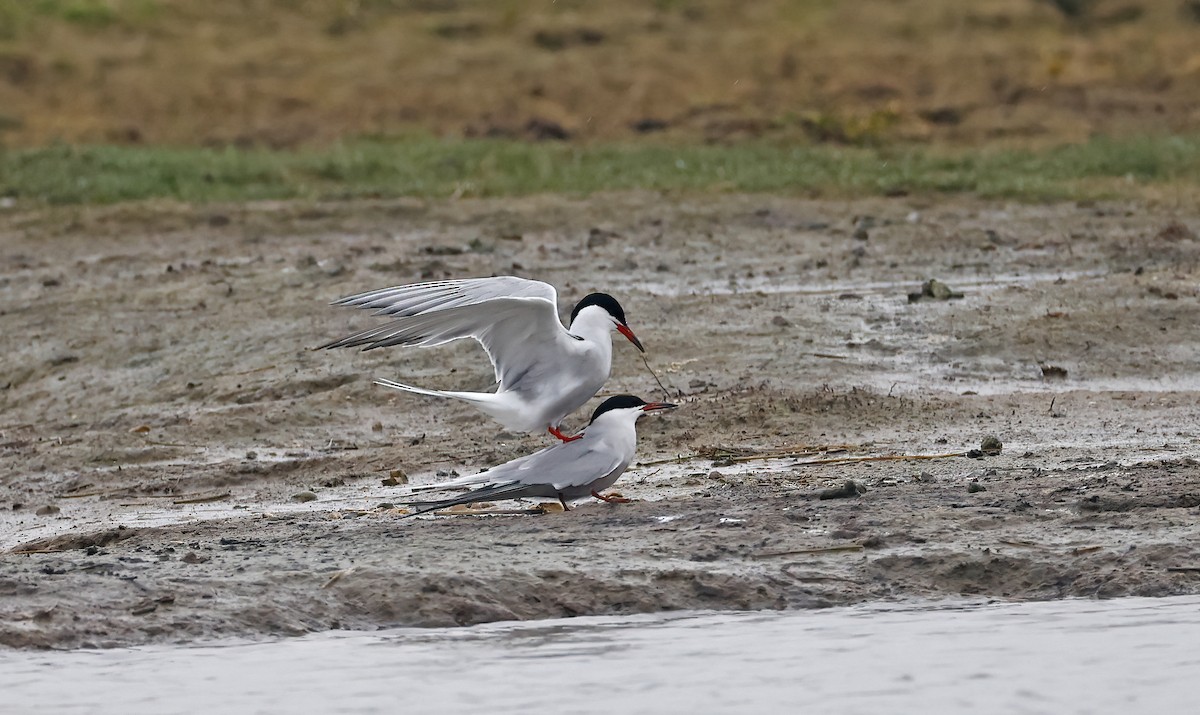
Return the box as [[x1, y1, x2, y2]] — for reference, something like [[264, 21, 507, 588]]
[[2, 135, 1198, 205]]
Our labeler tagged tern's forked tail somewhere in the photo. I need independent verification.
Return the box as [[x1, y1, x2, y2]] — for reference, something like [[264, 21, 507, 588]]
[[373, 377, 536, 433], [373, 378, 489, 403]]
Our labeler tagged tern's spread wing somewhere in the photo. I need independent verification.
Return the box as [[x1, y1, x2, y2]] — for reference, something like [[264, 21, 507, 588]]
[[320, 277, 566, 387]]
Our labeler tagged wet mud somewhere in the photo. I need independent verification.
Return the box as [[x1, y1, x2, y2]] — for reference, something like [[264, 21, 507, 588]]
[[1, 193, 1198, 648]]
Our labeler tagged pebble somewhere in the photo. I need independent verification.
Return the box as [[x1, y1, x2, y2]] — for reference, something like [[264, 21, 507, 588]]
[[980, 435, 1003, 456], [380, 470, 409, 487], [819, 480, 867, 500], [908, 278, 964, 303], [291, 491, 318, 503]]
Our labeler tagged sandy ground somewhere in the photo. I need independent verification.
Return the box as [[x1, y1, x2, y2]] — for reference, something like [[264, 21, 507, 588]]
[[1, 192, 1199, 649]]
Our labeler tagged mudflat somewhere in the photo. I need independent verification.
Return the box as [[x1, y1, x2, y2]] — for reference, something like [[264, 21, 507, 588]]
[[1, 193, 1198, 648]]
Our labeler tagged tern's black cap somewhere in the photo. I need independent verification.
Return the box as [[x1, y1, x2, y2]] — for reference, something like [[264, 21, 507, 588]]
[[589, 395, 647, 423], [570, 293, 628, 326]]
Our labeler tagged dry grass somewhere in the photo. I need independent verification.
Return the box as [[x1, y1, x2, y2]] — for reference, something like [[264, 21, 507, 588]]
[[1, 0, 1199, 148]]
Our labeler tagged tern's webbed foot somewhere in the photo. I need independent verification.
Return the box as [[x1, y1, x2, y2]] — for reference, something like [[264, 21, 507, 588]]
[[548, 426, 582, 442], [591, 490, 631, 504]]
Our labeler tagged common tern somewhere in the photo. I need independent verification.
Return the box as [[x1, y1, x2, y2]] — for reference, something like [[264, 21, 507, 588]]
[[321, 277, 645, 442], [400, 395, 676, 517]]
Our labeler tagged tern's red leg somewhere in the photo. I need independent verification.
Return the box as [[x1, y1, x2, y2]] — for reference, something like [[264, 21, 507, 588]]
[[548, 426, 582, 443], [591, 490, 631, 504]]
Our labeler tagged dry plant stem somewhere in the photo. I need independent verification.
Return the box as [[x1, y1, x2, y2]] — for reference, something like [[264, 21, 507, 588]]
[[641, 353, 674, 402], [172, 492, 232, 505], [790, 452, 967, 467], [639, 445, 957, 467], [753, 545, 866, 558]]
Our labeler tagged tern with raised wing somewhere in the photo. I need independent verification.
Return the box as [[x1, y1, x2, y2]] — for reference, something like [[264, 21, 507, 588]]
[[399, 395, 676, 516], [321, 277, 645, 442]]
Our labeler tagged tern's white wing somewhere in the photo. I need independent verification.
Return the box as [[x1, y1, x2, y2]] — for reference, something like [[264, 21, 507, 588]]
[[321, 277, 567, 388], [417, 437, 626, 493]]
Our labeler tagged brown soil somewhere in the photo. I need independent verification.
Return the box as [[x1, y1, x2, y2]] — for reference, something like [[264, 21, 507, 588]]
[[2, 0, 1199, 147], [1, 192, 1199, 649]]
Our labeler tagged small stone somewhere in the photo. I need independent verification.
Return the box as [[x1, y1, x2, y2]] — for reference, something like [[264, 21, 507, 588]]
[[819, 480, 867, 500], [371, 421, 384, 432], [130, 599, 161, 616], [915, 471, 937, 483], [389, 469, 409, 485], [1040, 365, 1068, 380], [980, 435, 1003, 456], [852, 215, 876, 241], [181, 551, 208, 564], [244, 451, 257, 460], [924, 279, 958, 300], [771, 315, 791, 327], [910, 278, 964, 302], [967, 482, 987, 493], [36, 505, 60, 516], [586, 227, 619, 248], [291, 491, 318, 503]]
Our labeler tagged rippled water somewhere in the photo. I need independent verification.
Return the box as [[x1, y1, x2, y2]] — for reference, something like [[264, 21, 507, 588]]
[[3, 596, 1198, 714]]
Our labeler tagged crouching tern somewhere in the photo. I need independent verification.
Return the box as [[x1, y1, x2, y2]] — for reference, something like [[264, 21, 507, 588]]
[[320, 276, 645, 442], [399, 395, 676, 517]]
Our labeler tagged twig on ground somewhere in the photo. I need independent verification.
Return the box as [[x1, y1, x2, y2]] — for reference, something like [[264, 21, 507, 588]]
[[792, 452, 966, 467], [752, 544, 865, 558], [322, 567, 357, 589], [641, 444, 963, 468], [173, 492, 232, 505]]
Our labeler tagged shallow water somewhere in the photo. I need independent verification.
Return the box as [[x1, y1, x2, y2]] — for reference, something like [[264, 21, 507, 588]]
[[3, 596, 1197, 714]]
